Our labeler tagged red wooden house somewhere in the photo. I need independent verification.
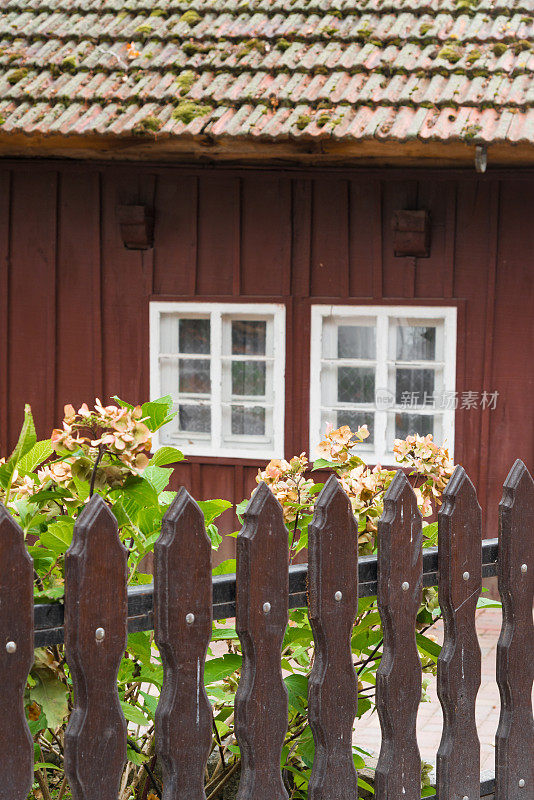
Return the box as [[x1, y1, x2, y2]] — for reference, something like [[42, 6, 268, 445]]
[[0, 0, 532, 543]]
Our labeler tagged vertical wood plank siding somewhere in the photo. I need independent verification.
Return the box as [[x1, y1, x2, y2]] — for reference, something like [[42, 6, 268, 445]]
[[1, 164, 533, 543]]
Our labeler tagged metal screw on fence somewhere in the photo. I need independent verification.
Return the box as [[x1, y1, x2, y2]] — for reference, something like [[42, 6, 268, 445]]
[[95, 627, 105, 642], [334, 591, 342, 601], [521, 563, 527, 573], [401, 581, 410, 591], [262, 602, 271, 614], [519, 779, 525, 788], [463, 571, 470, 581], [5, 641, 16, 654], [462, 795, 469, 799], [185, 613, 195, 625]]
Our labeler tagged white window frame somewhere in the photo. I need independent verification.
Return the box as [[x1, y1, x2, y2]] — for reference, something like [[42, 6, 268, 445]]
[[310, 305, 457, 465], [150, 301, 286, 459]]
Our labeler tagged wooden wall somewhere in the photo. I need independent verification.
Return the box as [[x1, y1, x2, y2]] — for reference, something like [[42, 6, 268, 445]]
[[1, 161, 533, 547]]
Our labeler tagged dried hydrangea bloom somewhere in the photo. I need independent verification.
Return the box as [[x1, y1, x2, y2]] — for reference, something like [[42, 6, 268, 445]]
[[52, 399, 151, 472], [315, 424, 370, 463]]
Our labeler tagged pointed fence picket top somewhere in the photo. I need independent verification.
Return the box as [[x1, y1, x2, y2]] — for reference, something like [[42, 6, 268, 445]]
[[64, 494, 128, 800], [234, 482, 289, 800], [154, 488, 213, 800], [495, 460, 534, 800], [0, 505, 34, 800], [308, 476, 359, 800], [375, 471, 423, 800], [436, 466, 482, 800]]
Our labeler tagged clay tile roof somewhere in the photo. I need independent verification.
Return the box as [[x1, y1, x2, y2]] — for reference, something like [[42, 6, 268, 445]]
[[0, 0, 532, 145]]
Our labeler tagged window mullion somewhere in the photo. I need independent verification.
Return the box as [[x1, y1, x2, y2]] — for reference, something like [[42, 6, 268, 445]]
[[211, 311, 223, 451], [375, 311, 389, 463]]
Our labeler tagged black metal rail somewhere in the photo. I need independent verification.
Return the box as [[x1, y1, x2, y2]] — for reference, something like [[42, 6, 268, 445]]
[[34, 538, 499, 648]]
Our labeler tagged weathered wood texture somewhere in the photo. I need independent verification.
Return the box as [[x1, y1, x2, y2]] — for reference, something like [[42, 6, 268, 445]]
[[154, 488, 213, 800], [495, 460, 534, 800], [308, 476, 359, 800], [376, 470, 423, 800], [235, 482, 289, 800], [437, 465, 482, 799], [1, 164, 533, 545], [0, 506, 34, 800], [64, 495, 128, 800]]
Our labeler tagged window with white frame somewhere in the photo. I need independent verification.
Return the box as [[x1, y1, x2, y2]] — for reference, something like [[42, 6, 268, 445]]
[[310, 306, 457, 464], [150, 302, 286, 458]]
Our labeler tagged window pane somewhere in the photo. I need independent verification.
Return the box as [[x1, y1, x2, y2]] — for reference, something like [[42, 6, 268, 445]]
[[338, 367, 375, 404], [179, 360, 210, 394], [231, 405, 266, 435], [337, 411, 374, 444], [179, 319, 210, 354], [396, 325, 436, 361], [338, 325, 375, 359], [395, 413, 433, 440], [395, 368, 435, 405], [232, 320, 266, 355], [179, 405, 211, 433], [232, 361, 266, 396]]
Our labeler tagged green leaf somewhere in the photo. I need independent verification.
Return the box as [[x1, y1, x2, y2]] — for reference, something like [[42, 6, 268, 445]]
[[358, 776, 375, 794], [416, 633, 441, 662], [197, 499, 232, 525], [143, 465, 172, 494], [212, 559, 236, 576], [204, 654, 242, 685], [120, 701, 150, 727], [119, 477, 159, 508], [9, 404, 37, 465], [312, 458, 336, 470], [39, 518, 75, 556], [284, 674, 308, 715], [211, 627, 238, 641], [16, 440, 53, 475], [127, 747, 149, 766], [30, 670, 69, 730], [158, 490, 177, 506], [149, 446, 184, 467], [476, 596, 502, 609], [141, 396, 176, 432], [112, 396, 134, 411], [34, 762, 62, 771], [206, 523, 222, 551], [34, 586, 65, 603]]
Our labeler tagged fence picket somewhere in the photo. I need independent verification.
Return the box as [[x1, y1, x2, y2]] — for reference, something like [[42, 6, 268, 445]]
[[375, 470, 423, 800], [64, 494, 128, 800], [436, 465, 482, 799], [308, 476, 359, 799], [154, 488, 213, 800], [0, 505, 34, 800], [234, 482, 289, 800], [495, 460, 534, 800]]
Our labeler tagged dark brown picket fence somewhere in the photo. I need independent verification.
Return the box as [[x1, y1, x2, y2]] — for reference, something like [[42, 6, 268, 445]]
[[0, 461, 533, 800]]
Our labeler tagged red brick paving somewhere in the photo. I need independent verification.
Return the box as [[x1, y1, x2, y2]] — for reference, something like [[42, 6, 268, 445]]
[[356, 608, 510, 774]]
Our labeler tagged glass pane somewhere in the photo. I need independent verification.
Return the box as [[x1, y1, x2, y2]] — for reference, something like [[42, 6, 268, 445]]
[[395, 368, 435, 405], [395, 413, 433, 440], [232, 320, 266, 355], [338, 325, 375, 359], [338, 367, 375, 404], [337, 411, 374, 444], [179, 319, 210, 354], [396, 325, 436, 361], [179, 405, 211, 433], [231, 405, 266, 435], [179, 360, 210, 394], [232, 361, 266, 396]]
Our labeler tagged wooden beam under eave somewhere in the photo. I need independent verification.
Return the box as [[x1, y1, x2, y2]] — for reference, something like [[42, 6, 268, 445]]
[[0, 130, 533, 168]]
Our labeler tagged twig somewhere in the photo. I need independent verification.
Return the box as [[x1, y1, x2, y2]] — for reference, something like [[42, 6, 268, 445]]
[[212, 715, 226, 770], [205, 760, 241, 800], [57, 776, 68, 800], [127, 738, 162, 796], [35, 769, 52, 800], [89, 443, 105, 498]]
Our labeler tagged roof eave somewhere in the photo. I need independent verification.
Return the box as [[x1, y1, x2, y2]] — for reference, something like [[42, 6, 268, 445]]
[[0, 131, 532, 168]]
